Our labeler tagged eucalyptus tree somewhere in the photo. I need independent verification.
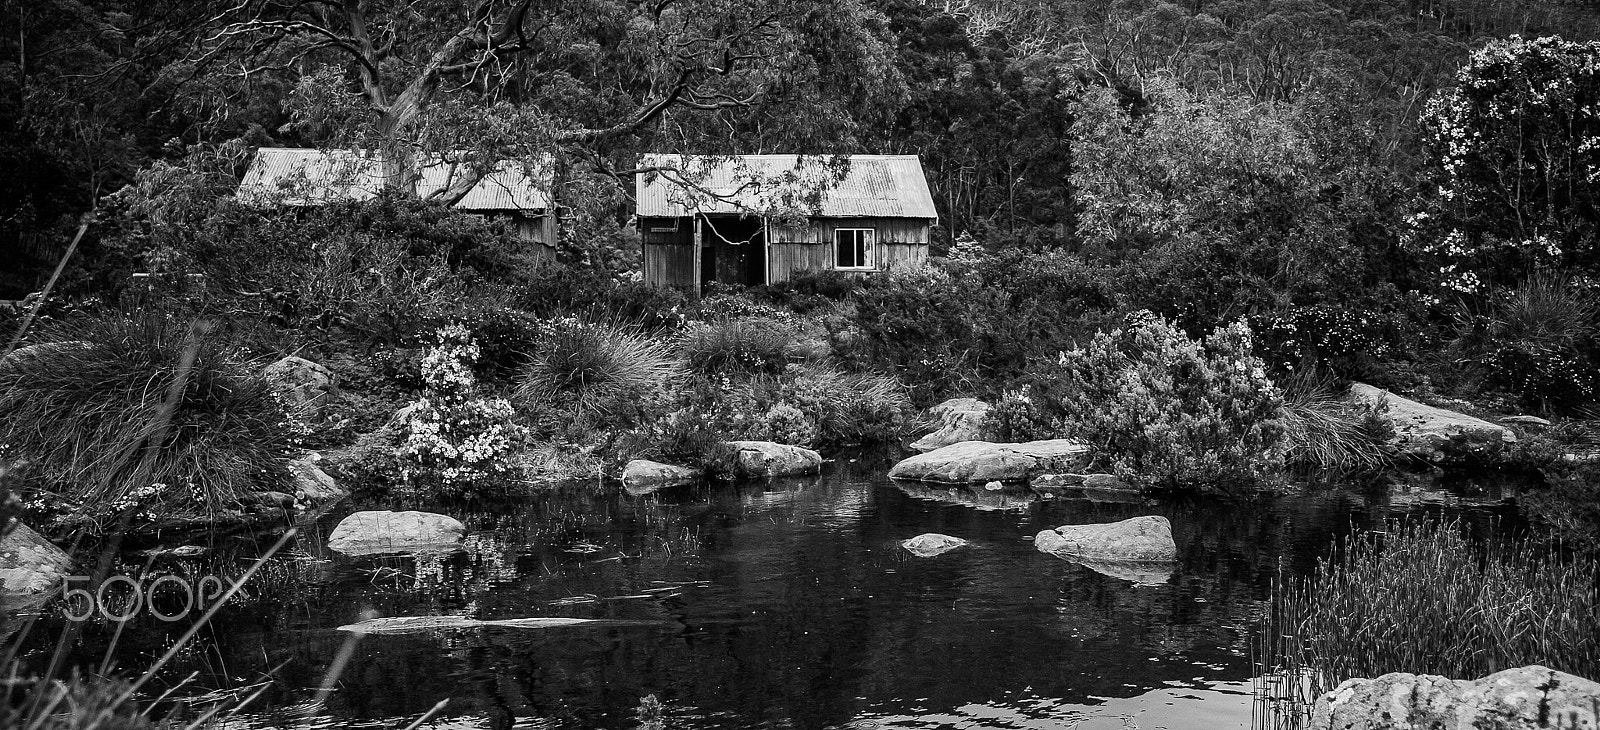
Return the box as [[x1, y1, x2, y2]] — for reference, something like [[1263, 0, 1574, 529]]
[[188, 0, 904, 201]]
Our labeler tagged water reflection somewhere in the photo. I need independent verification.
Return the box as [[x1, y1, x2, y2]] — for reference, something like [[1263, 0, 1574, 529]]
[[11, 449, 1519, 730]]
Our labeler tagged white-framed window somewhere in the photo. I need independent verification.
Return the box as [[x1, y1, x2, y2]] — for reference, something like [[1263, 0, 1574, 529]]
[[834, 228, 876, 270]]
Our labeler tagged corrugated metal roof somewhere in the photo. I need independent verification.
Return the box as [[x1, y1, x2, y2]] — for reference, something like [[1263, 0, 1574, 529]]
[[636, 154, 937, 219], [237, 147, 551, 211]]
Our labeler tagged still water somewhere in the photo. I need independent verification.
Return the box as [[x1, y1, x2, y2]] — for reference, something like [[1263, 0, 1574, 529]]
[[16, 448, 1518, 730]]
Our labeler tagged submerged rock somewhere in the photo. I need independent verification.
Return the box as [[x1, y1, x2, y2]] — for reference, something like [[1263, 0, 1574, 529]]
[[901, 533, 969, 557], [263, 355, 336, 421], [725, 441, 822, 478], [889, 439, 1092, 484], [327, 510, 466, 556], [1348, 383, 1515, 461], [1311, 664, 1600, 730], [622, 459, 703, 494], [1034, 516, 1178, 563], [910, 398, 992, 452], [0, 520, 73, 600]]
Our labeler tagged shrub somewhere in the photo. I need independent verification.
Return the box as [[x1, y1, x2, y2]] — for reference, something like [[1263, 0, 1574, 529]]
[[755, 402, 820, 446], [0, 312, 292, 528], [680, 317, 808, 374], [1000, 313, 1288, 493], [758, 365, 913, 445], [513, 265, 688, 331], [1258, 519, 1600, 717], [395, 325, 528, 496], [516, 318, 681, 435], [748, 269, 859, 312], [1454, 274, 1600, 411]]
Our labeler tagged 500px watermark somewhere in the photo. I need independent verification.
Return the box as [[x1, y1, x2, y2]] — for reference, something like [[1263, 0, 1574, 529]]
[[58, 573, 243, 622]]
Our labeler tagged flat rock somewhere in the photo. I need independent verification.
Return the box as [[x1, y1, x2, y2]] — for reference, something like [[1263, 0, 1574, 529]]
[[0, 520, 73, 598], [725, 441, 822, 478], [901, 533, 969, 557], [889, 439, 1092, 484], [338, 615, 666, 635], [1349, 383, 1515, 461], [1034, 516, 1177, 563], [910, 398, 992, 452], [263, 355, 336, 421], [622, 459, 703, 494], [1501, 415, 1551, 426], [1311, 664, 1600, 730], [327, 510, 466, 556]]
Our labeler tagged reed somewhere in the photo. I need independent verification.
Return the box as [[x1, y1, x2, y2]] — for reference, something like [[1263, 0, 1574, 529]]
[[1255, 518, 1600, 727]]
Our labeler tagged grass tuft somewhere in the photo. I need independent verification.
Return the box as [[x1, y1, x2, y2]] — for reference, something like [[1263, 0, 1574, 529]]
[[679, 317, 811, 374], [516, 318, 680, 432], [1278, 371, 1392, 471], [1256, 518, 1600, 725], [0, 313, 292, 527]]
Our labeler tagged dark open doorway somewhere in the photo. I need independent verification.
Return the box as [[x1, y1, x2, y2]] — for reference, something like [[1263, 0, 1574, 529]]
[[700, 215, 766, 288]]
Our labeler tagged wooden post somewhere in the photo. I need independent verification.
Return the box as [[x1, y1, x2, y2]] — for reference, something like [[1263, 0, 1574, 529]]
[[692, 214, 703, 301]]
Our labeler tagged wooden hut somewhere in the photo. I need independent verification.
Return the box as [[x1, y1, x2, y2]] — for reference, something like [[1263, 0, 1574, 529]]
[[237, 147, 558, 248], [635, 154, 936, 292]]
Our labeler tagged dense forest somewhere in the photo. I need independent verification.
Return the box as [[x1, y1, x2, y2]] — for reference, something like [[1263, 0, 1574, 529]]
[[6, 0, 1600, 293]]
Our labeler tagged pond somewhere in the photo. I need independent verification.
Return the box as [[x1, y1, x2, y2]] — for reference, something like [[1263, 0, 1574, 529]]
[[12, 448, 1521, 730]]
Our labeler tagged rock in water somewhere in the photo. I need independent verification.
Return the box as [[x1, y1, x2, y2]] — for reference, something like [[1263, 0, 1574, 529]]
[[0, 520, 73, 600], [889, 440, 1092, 484], [263, 355, 336, 421], [910, 398, 992, 452], [901, 533, 969, 557], [327, 511, 466, 556], [1311, 665, 1600, 730], [725, 441, 823, 478], [289, 455, 347, 508], [1034, 516, 1177, 563], [622, 459, 704, 494], [1348, 383, 1515, 461]]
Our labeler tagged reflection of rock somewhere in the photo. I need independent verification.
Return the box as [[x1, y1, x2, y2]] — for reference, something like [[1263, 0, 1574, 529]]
[[328, 510, 466, 556], [1031, 473, 1139, 500], [1059, 556, 1175, 585], [1035, 516, 1178, 563], [901, 533, 969, 557], [1311, 665, 1600, 730], [1380, 471, 1519, 509], [622, 459, 703, 494], [895, 482, 1037, 511], [1348, 383, 1514, 461], [888, 440, 1092, 484], [0, 520, 72, 598], [726, 441, 823, 478], [910, 398, 991, 452], [338, 615, 667, 634], [263, 355, 336, 421]]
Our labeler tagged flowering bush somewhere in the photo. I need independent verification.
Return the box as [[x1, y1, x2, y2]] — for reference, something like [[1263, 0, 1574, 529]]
[[1250, 304, 1404, 376], [397, 325, 527, 495], [998, 313, 1288, 493]]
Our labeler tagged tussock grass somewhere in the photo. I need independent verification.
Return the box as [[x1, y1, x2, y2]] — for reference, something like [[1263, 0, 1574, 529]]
[[1256, 519, 1600, 723], [751, 366, 914, 444], [0, 314, 291, 526], [516, 318, 680, 430], [1278, 372, 1391, 471], [679, 317, 809, 374]]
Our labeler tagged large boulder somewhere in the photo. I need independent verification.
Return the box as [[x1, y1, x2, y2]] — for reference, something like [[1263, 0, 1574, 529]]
[[725, 441, 823, 478], [910, 398, 992, 452], [1349, 383, 1515, 461], [1034, 516, 1178, 563], [1311, 665, 1600, 730], [622, 459, 703, 495], [263, 355, 336, 421], [327, 511, 466, 556], [901, 533, 969, 557], [289, 455, 347, 509], [889, 439, 1092, 484], [0, 520, 73, 600]]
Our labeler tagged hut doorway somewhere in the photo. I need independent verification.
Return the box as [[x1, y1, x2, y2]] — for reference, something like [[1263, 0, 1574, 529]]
[[700, 215, 767, 288]]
